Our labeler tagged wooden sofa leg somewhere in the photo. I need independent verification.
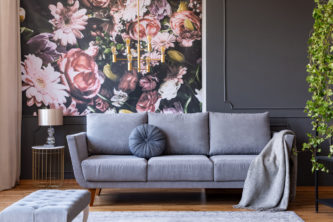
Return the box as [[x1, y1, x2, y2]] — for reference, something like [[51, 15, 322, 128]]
[[97, 188, 101, 196], [88, 189, 96, 206]]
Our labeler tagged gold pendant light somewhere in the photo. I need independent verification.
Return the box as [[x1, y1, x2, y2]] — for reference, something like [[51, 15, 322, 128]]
[[111, 0, 166, 72]]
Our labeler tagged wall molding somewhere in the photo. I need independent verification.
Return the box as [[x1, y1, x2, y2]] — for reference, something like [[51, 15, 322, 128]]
[[222, 0, 305, 111]]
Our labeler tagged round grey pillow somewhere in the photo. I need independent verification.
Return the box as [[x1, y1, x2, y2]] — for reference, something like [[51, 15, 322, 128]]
[[129, 124, 166, 158]]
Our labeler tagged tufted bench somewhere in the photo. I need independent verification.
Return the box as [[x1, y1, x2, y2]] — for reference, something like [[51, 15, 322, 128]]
[[0, 190, 90, 222]]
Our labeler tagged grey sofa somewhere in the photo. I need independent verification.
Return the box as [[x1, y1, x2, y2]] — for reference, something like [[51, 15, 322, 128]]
[[67, 112, 297, 206]]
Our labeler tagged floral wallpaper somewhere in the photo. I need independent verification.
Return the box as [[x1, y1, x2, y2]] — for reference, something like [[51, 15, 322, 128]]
[[20, 0, 202, 116]]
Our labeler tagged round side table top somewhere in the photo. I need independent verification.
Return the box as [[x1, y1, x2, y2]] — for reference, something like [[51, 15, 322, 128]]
[[32, 145, 65, 150]]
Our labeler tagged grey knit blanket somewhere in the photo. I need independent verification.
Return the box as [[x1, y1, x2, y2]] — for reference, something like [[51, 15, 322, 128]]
[[234, 130, 296, 211]]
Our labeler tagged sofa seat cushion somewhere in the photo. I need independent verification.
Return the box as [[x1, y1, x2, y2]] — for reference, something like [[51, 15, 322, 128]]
[[210, 155, 257, 181], [148, 155, 213, 181], [81, 155, 147, 182], [148, 112, 209, 155], [87, 113, 148, 155], [209, 112, 271, 155]]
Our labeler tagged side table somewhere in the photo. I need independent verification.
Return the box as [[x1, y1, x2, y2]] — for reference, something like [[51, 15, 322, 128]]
[[32, 145, 64, 188], [315, 156, 333, 212]]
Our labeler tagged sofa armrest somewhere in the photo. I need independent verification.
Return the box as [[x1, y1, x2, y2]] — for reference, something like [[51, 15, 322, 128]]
[[67, 132, 89, 188]]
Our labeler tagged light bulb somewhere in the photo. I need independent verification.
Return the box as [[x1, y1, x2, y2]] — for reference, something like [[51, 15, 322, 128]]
[[161, 46, 166, 54], [111, 46, 117, 63], [127, 55, 132, 71], [126, 38, 131, 54], [111, 46, 117, 54], [146, 57, 151, 72], [126, 38, 131, 46], [161, 46, 166, 63]]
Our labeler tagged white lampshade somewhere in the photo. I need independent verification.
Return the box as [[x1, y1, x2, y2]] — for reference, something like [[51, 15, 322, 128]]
[[38, 109, 63, 126]]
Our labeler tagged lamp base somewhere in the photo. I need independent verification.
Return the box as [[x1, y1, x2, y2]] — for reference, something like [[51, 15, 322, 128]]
[[46, 126, 55, 146]]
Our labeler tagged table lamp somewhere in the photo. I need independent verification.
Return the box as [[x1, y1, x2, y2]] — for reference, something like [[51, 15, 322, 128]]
[[38, 109, 63, 146]]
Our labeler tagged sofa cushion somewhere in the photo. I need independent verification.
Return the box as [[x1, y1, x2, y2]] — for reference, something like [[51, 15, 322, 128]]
[[81, 155, 147, 182], [148, 112, 209, 155], [210, 155, 257, 181], [87, 113, 147, 154], [129, 124, 166, 159], [148, 155, 213, 181], [0, 190, 90, 222], [209, 112, 271, 155]]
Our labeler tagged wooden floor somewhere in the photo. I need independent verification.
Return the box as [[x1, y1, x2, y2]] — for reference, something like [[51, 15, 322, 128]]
[[1, 180, 333, 221]]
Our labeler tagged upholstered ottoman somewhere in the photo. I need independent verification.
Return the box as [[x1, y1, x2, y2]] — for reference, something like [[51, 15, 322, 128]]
[[0, 190, 90, 222]]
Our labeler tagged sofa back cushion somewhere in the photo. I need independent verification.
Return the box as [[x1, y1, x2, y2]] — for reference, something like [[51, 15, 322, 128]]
[[148, 112, 209, 155], [209, 112, 271, 155], [87, 113, 148, 154]]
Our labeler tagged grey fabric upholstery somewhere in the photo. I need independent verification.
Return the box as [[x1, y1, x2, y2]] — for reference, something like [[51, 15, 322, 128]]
[[87, 113, 148, 155], [148, 112, 209, 155], [234, 130, 295, 211], [67, 132, 89, 188], [284, 134, 297, 201], [209, 112, 271, 155], [66, 112, 297, 204], [148, 155, 213, 181], [81, 155, 147, 182], [129, 124, 166, 158], [0, 190, 90, 222], [210, 155, 257, 181]]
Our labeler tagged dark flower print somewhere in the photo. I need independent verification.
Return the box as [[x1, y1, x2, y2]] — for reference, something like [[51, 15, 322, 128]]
[[127, 15, 161, 40], [21, 0, 202, 116], [136, 90, 160, 113], [118, 71, 138, 92], [94, 97, 110, 112], [170, 10, 201, 47], [149, 0, 172, 20], [139, 75, 158, 91], [26, 33, 62, 64], [162, 101, 184, 114], [58, 47, 104, 102], [81, 0, 110, 8]]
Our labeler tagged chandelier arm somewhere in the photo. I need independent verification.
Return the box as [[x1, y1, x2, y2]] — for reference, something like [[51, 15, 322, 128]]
[[115, 58, 160, 61]]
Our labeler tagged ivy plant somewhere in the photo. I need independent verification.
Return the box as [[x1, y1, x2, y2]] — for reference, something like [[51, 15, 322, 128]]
[[304, 0, 333, 173]]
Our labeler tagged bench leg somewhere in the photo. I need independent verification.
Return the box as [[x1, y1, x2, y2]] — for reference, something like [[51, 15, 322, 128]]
[[97, 188, 101, 196], [88, 189, 96, 206], [82, 205, 89, 222]]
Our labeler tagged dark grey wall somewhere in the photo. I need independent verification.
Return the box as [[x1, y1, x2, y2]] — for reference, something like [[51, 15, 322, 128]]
[[21, 117, 86, 179], [21, 0, 332, 185], [206, 0, 333, 185]]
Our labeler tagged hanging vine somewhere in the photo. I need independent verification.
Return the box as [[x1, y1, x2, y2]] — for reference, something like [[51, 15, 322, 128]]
[[304, 0, 333, 172]]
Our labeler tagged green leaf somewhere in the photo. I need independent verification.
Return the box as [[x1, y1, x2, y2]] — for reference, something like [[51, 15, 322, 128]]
[[304, 0, 333, 174], [104, 48, 111, 54], [195, 65, 200, 82], [184, 97, 192, 114], [87, 106, 96, 113], [20, 27, 33, 34], [97, 93, 109, 101]]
